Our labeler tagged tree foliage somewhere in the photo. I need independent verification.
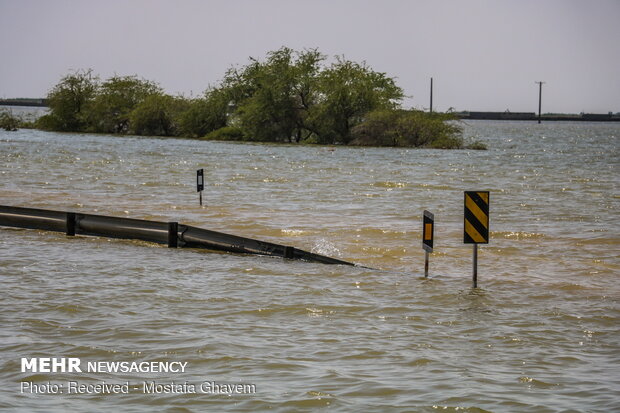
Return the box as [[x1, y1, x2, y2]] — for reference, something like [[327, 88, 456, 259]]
[[221, 48, 403, 144], [178, 88, 229, 138], [38, 69, 98, 131], [223, 47, 323, 142], [0, 110, 20, 131], [36, 48, 467, 148], [309, 58, 403, 144], [87, 75, 162, 133], [129, 94, 188, 136], [351, 109, 464, 148]]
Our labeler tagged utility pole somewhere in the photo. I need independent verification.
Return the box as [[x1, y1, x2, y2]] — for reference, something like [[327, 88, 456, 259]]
[[536, 81, 545, 123], [430, 77, 433, 114]]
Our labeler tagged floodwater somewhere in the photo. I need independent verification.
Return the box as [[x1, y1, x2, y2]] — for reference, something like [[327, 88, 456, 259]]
[[0, 121, 618, 412]]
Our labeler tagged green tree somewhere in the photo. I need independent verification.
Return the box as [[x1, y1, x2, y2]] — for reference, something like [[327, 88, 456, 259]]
[[38, 69, 98, 131], [290, 48, 324, 142], [129, 94, 189, 136], [234, 47, 299, 142], [0, 110, 20, 131], [220, 54, 267, 108], [178, 88, 229, 138], [217, 50, 403, 144], [222, 47, 325, 142], [309, 58, 403, 144], [86, 75, 161, 133]]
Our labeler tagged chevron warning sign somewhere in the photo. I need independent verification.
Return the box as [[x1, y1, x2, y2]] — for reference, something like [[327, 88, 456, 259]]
[[464, 191, 489, 244]]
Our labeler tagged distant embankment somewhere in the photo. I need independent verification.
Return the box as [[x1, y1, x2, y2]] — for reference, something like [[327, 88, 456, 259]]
[[0, 98, 48, 107], [2, 98, 618, 122], [457, 111, 620, 122]]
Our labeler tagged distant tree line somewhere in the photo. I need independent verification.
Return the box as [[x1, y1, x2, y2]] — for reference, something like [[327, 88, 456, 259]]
[[35, 47, 477, 148]]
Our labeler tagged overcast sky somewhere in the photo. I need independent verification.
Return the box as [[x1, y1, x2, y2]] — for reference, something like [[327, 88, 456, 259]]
[[1, 0, 619, 113]]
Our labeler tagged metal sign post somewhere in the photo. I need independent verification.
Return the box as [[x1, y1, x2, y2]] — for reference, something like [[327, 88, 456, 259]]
[[197, 169, 204, 206], [464, 191, 489, 288], [422, 210, 434, 277]]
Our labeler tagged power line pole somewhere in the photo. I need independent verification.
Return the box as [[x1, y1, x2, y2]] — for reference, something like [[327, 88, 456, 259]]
[[536, 81, 545, 124], [430, 77, 433, 114]]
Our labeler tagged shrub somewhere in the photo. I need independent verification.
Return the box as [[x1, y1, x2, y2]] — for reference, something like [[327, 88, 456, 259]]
[[36, 114, 64, 131], [0, 110, 20, 131], [350, 109, 464, 148], [465, 140, 487, 150], [129, 94, 188, 136], [202, 126, 245, 141], [428, 135, 464, 149]]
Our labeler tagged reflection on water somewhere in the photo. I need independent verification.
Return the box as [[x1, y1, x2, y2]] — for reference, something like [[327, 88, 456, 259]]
[[0, 121, 619, 412]]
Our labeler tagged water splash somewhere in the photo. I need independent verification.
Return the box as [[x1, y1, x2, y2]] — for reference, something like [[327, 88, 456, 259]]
[[311, 238, 342, 257]]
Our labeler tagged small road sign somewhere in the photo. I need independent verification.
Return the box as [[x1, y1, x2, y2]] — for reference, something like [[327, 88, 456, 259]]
[[423, 210, 434, 253], [422, 210, 434, 278], [197, 169, 204, 192]]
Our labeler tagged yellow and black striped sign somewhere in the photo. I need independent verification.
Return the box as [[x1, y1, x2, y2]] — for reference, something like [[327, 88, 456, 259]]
[[464, 191, 489, 244]]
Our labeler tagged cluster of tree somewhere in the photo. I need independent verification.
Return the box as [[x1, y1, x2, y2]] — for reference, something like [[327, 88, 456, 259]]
[[0, 110, 20, 131], [37, 47, 476, 148]]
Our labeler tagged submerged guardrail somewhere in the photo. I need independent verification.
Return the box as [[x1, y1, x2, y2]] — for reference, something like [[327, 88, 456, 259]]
[[0, 205, 354, 266]]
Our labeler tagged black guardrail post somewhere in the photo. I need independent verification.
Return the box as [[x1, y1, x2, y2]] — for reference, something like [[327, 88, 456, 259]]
[[283, 246, 295, 259], [66, 212, 76, 236], [168, 222, 178, 248]]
